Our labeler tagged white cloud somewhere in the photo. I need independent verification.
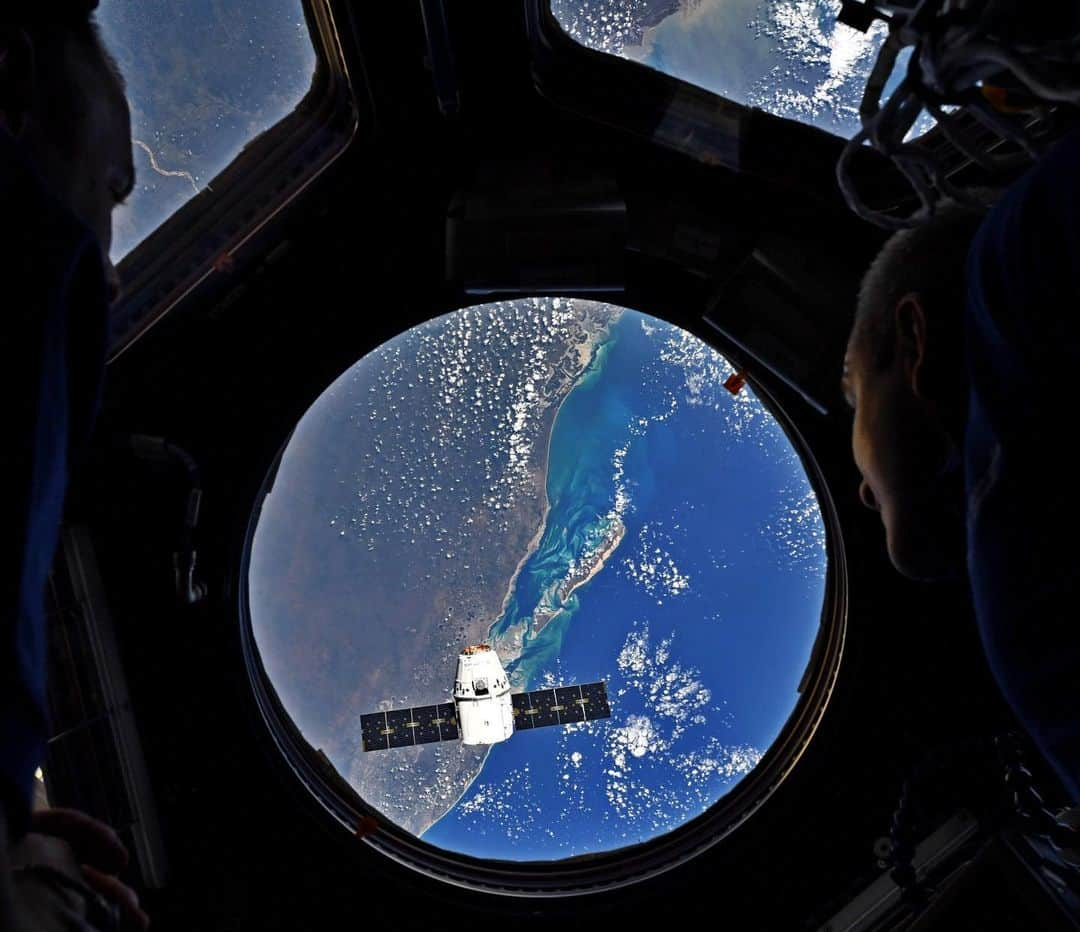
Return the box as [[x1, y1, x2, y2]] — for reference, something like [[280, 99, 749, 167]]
[[762, 484, 827, 580], [604, 625, 762, 829], [620, 521, 691, 603]]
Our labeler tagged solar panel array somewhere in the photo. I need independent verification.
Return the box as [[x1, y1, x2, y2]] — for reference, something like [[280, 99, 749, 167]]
[[360, 682, 610, 751], [511, 682, 610, 730], [360, 702, 458, 752]]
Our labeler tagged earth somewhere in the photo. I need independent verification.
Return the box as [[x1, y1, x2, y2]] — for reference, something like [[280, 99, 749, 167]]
[[248, 298, 828, 860], [551, 0, 892, 138], [97, 0, 899, 263], [96, 0, 317, 261]]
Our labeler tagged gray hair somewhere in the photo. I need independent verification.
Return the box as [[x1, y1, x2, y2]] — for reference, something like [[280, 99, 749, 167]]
[[854, 197, 996, 370]]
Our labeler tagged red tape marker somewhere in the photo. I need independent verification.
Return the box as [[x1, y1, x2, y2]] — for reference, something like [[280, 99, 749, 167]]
[[723, 370, 747, 395]]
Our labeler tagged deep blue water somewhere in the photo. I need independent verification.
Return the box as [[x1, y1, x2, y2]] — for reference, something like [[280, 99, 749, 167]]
[[422, 311, 826, 860]]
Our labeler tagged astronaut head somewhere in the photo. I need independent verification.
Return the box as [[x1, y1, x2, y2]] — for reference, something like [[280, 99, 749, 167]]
[[842, 203, 987, 581], [0, 7, 132, 297]]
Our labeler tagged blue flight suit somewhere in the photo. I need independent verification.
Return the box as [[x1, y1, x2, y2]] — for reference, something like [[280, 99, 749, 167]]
[[966, 129, 1080, 801], [0, 128, 108, 839]]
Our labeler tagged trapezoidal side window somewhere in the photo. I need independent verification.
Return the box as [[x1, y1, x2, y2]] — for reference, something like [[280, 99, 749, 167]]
[[546, 0, 928, 139], [101, 0, 359, 358], [100, 0, 318, 260]]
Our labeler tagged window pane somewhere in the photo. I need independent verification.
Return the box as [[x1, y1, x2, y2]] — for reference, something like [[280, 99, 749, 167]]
[[248, 299, 828, 861], [97, 1, 318, 262], [550, 0, 891, 138]]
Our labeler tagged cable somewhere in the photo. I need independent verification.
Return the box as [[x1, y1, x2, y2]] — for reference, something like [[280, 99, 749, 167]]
[[878, 735, 999, 911], [127, 435, 208, 605], [835, 0, 1080, 228], [878, 732, 1080, 916]]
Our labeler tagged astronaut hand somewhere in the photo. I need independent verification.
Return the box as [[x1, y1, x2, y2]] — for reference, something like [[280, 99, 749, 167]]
[[7, 808, 150, 931]]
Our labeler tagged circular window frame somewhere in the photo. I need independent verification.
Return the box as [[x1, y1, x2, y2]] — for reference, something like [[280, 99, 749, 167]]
[[237, 299, 847, 897]]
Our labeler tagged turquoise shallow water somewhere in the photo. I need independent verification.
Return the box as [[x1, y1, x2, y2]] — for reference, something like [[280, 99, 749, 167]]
[[488, 321, 631, 688], [423, 309, 828, 860]]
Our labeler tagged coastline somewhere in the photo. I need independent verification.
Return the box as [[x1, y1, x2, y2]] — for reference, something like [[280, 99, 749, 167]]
[[425, 315, 620, 842], [530, 515, 627, 640], [559, 516, 627, 604], [485, 311, 622, 650], [487, 502, 547, 642], [422, 744, 493, 841]]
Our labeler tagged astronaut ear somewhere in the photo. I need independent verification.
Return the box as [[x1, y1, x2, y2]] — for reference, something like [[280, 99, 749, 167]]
[[0, 26, 35, 137], [894, 293, 930, 398]]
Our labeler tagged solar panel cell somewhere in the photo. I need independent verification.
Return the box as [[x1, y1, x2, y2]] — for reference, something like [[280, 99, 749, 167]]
[[555, 686, 586, 724], [511, 692, 534, 730], [580, 682, 611, 720], [386, 708, 415, 748], [361, 712, 389, 751], [437, 702, 459, 741], [413, 705, 441, 744], [530, 689, 559, 728]]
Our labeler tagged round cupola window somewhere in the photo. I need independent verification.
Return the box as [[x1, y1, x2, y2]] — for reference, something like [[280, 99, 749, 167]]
[[242, 298, 842, 891]]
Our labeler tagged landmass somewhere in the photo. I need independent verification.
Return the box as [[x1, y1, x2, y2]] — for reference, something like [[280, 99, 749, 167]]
[[251, 300, 628, 839], [522, 516, 627, 641], [559, 516, 627, 605], [318, 300, 617, 838], [550, 0, 683, 54]]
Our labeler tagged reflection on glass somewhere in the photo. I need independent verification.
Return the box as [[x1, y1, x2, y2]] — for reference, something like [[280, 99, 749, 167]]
[[248, 299, 827, 861], [97, 1, 318, 261], [551, 0, 892, 138], [33, 766, 49, 811]]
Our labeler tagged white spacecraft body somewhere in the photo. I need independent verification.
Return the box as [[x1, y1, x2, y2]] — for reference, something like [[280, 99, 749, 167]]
[[453, 645, 515, 745]]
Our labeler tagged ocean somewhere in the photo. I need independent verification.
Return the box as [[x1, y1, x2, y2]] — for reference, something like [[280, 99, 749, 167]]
[[422, 310, 826, 860]]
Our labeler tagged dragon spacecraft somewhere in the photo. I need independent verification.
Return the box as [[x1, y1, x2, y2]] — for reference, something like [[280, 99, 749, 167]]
[[360, 644, 611, 751]]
